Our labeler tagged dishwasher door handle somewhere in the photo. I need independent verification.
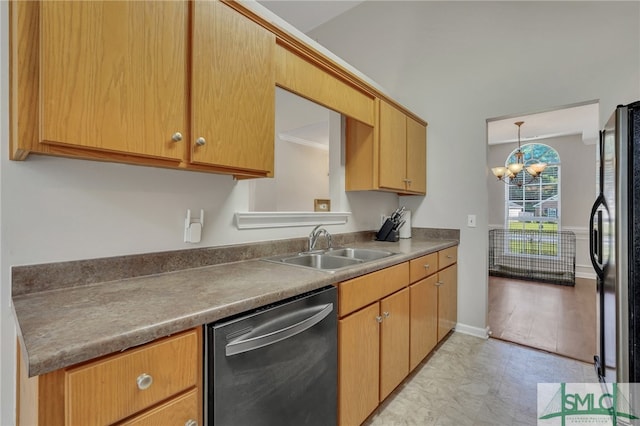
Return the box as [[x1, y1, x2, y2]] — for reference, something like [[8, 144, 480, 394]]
[[225, 303, 334, 356]]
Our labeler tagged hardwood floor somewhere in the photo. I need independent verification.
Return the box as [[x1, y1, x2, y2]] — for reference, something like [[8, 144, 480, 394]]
[[488, 276, 597, 363]]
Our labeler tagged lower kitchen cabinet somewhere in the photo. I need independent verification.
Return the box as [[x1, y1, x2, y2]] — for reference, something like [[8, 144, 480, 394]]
[[337, 263, 410, 426], [337, 246, 457, 426], [16, 328, 202, 426], [338, 303, 380, 426], [437, 263, 458, 342], [379, 288, 410, 401], [409, 274, 438, 372]]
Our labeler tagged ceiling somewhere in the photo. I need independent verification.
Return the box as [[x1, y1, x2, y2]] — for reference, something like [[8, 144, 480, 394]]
[[257, 0, 365, 33], [487, 102, 599, 146], [258, 1, 600, 147]]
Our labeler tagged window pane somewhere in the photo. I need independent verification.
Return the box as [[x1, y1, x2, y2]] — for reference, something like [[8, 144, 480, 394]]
[[503, 143, 561, 254]]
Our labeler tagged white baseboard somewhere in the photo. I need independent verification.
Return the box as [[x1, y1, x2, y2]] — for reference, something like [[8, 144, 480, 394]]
[[454, 323, 490, 339], [576, 270, 597, 280]]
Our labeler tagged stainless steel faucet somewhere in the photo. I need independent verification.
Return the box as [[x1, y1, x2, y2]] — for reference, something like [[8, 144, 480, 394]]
[[308, 224, 332, 251]]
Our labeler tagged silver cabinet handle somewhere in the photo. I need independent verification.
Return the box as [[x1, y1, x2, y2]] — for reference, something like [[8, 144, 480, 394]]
[[172, 132, 183, 142], [383, 311, 390, 318], [424, 264, 430, 270], [226, 303, 333, 356], [195, 137, 206, 146], [185, 420, 198, 426], [435, 281, 444, 287], [376, 315, 383, 323], [447, 255, 453, 259], [136, 373, 153, 390]]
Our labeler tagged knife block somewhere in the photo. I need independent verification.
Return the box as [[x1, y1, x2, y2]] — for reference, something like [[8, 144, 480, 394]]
[[375, 219, 400, 242]]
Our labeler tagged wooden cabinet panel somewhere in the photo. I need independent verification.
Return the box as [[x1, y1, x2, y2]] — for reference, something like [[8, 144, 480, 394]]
[[345, 119, 376, 191], [66, 329, 198, 426], [379, 288, 410, 401], [409, 274, 438, 371], [40, 1, 188, 161], [339, 303, 380, 426], [409, 252, 438, 283], [119, 389, 199, 426], [275, 44, 374, 126], [406, 116, 427, 194], [338, 263, 409, 317], [437, 264, 458, 342], [438, 246, 458, 270], [378, 100, 407, 191], [191, 0, 275, 174]]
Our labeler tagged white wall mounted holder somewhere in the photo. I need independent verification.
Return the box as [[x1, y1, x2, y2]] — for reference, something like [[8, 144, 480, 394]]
[[184, 209, 204, 243]]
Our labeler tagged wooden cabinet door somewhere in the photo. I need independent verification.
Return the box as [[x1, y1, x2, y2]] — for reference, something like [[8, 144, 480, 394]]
[[191, 0, 275, 174], [379, 288, 410, 401], [378, 100, 407, 191], [66, 329, 198, 426], [40, 1, 188, 160], [339, 303, 380, 426], [406, 116, 427, 194], [437, 264, 458, 342], [409, 274, 438, 371]]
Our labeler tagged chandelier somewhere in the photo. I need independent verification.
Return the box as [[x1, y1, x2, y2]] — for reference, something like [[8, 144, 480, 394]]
[[491, 121, 547, 187]]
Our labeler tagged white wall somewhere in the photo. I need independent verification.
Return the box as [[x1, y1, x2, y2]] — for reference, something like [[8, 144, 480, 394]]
[[309, 1, 640, 336], [0, 3, 398, 422]]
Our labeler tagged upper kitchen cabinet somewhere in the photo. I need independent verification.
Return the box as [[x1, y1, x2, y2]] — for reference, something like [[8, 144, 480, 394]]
[[190, 1, 274, 175], [345, 99, 427, 195], [39, 1, 188, 162], [11, 0, 274, 178], [405, 115, 427, 194]]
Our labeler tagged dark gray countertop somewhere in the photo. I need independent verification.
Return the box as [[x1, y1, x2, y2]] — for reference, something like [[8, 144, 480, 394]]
[[13, 235, 457, 377]]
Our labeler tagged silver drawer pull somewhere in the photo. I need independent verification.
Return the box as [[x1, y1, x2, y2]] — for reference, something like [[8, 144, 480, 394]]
[[136, 373, 153, 390], [195, 137, 206, 146], [423, 264, 430, 270], [172, 132, 183, 142], [185, 420, 198, 426], [447, 255, 453, 259], [383, 311, 390, 318], [376, 315, 383, 323], [435, 281, 444, 287]]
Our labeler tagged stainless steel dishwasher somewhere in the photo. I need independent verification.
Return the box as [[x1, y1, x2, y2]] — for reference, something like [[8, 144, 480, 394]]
[[205, 285, 337, 426]]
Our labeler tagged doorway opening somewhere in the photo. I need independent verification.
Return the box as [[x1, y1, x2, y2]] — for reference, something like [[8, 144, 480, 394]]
[[486, 101, 599, 363]]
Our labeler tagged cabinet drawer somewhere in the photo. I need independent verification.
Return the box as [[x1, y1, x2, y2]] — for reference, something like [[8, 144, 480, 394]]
[[338, 263, 409, 317], [119, 388, 199, 426], [409, 252, 438, 283], [66, 329, 198, 426], [438, 246, 457, 270]]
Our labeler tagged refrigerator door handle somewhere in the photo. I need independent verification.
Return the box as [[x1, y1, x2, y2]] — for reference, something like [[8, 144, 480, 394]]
[[589, 193, 606, 279]]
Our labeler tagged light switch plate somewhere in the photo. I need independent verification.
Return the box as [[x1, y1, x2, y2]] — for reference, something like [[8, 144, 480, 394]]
[[467, 214, 477, 228]]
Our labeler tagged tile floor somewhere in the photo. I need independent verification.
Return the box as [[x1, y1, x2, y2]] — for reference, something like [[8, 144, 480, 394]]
[[488, 276, 597, 362], [364, 332, 596, 426]]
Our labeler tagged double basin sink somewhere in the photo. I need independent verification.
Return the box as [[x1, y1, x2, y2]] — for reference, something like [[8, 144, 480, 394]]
[[263, 247, 397, 273]]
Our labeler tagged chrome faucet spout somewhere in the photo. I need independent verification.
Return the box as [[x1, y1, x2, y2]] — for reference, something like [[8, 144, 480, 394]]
[[308, 225, 332, 251]]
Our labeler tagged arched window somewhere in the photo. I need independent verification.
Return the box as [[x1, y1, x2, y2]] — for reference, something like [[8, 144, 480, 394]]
[[505, 143, 560, 232]]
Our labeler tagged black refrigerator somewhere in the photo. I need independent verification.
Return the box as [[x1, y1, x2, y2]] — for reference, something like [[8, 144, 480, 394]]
[[591, 100, 640, 384]]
